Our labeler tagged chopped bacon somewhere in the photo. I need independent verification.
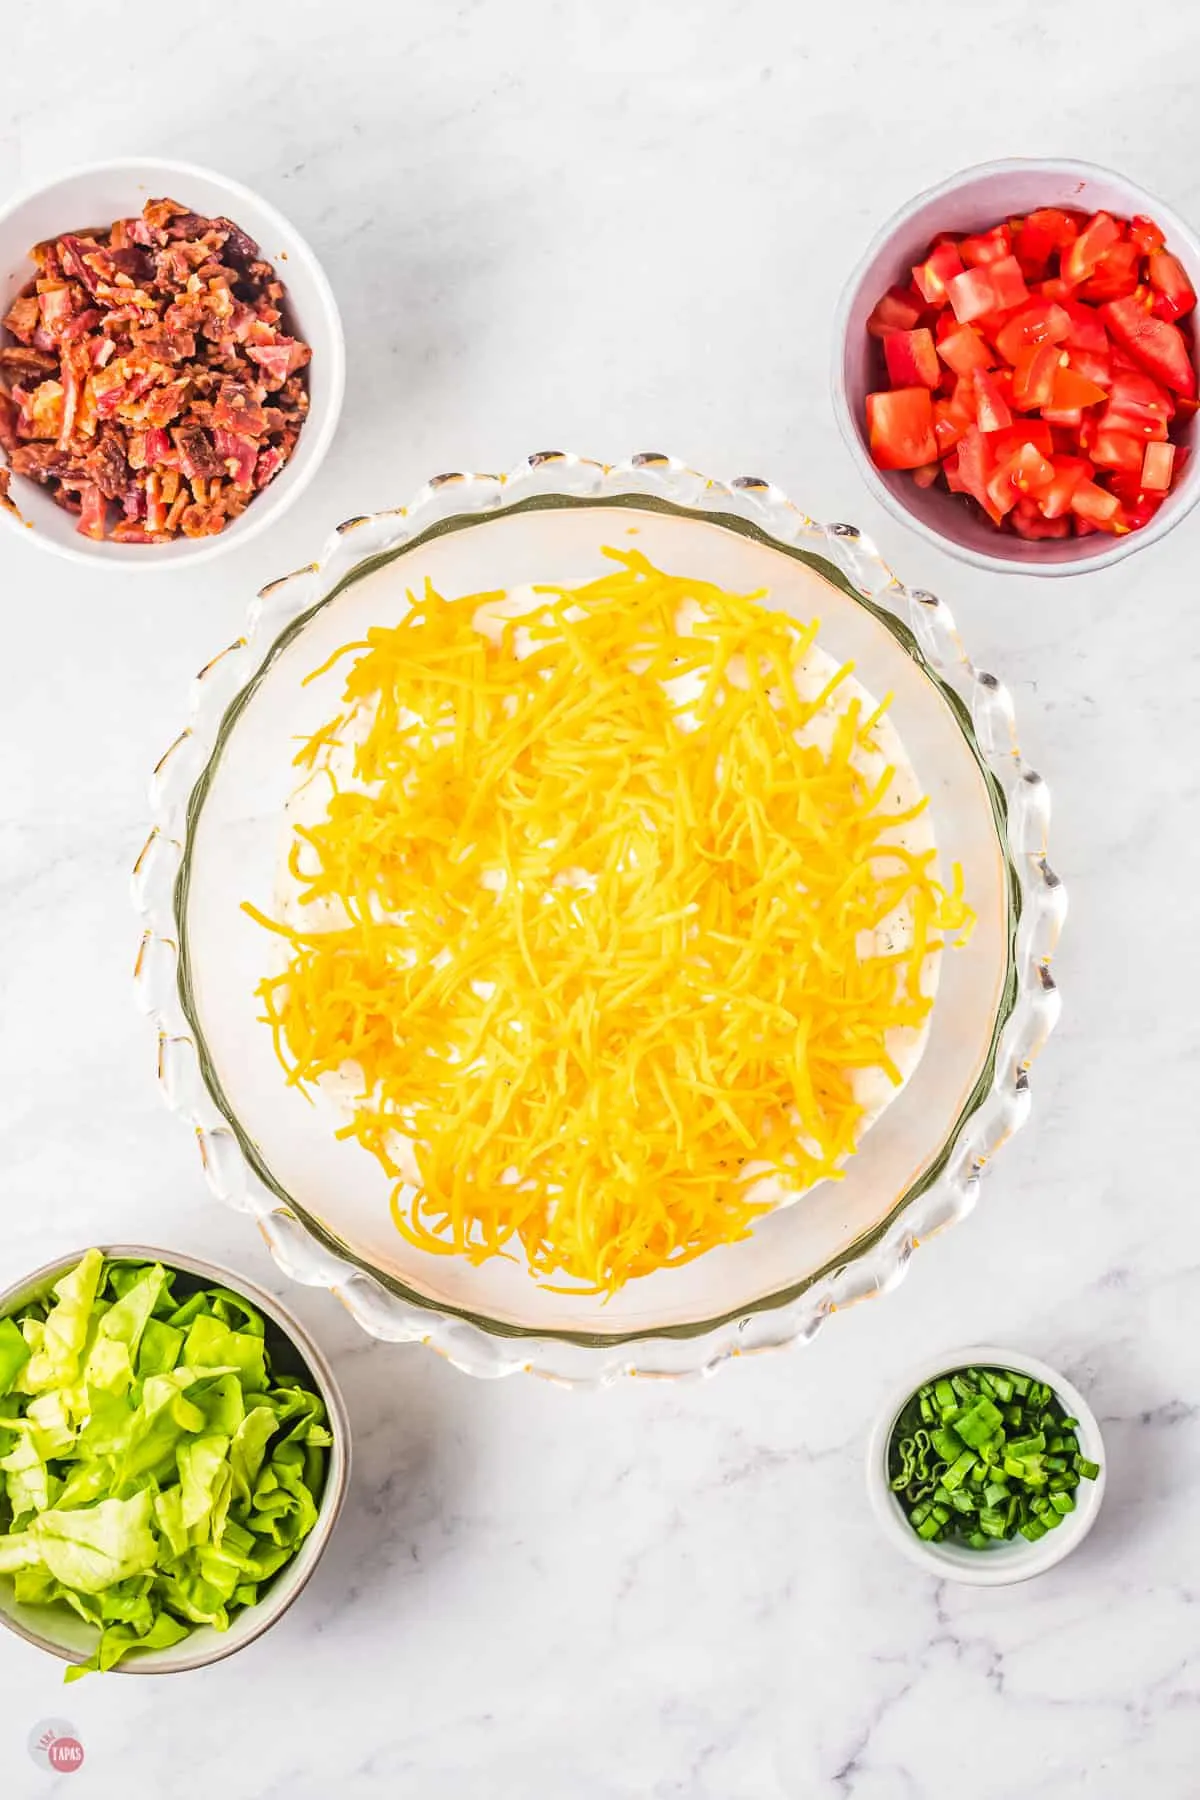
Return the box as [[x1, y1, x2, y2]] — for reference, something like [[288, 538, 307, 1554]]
[[3, 294, 40, 343], [212, 378, 268, 436], [61, 306, 103, 342], [76, 483, 107, 539], [58, 235, 107, 297], [10, 442, 68, 481], [89, 428, 129, 499], [106, 246, 154, 282], [143, 197, 190, 233], [172, 424, 226, 481], [18, 380, 65, 440], [128, 426, 170, 471], [57, 347, 86, 449], [0, 392, 19, 453], [213, 427, 258, 487], [254, 444, 285, 488], [0, 344, 58, 383], [0, 195, 310, 541]]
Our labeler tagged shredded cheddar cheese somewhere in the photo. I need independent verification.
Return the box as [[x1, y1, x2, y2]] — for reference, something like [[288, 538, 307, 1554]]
[[246, 550, 972, 1293]]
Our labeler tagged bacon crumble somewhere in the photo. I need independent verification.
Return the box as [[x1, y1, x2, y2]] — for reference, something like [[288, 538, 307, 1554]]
[[0, 197, 311, 542]]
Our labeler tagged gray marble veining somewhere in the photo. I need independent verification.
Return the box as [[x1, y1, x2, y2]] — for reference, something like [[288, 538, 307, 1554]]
[[2, 2, 1199, 1794]]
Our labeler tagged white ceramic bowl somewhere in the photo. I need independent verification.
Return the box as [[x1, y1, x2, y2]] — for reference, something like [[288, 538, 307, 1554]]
[[866, 1344, 1106, 1586], [833, 157, 1200, 576], [0, 158, 345, 569], [0, 1245, 350, 1674]]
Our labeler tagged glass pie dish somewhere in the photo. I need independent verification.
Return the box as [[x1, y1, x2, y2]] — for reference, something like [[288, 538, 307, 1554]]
[[133, 453, 1065, 1384]]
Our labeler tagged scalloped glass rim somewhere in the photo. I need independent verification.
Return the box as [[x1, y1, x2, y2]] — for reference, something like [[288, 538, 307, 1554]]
[[134, 454, 1064, 1383]]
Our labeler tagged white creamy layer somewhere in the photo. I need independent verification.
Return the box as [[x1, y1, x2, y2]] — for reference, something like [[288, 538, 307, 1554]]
[[274, 585, 940, 1213]]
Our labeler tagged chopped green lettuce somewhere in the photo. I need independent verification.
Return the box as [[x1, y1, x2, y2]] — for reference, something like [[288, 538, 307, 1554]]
[[0, 1253, 330, 1678]]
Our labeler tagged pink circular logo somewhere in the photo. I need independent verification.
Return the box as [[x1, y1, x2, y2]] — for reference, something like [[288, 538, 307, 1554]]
[[27, 1720, 86, 1775], [49, 1737, 85, 1773]]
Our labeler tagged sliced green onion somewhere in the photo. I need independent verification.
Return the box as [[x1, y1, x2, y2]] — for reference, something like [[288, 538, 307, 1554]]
[[887, 1364, 1101, 1553]]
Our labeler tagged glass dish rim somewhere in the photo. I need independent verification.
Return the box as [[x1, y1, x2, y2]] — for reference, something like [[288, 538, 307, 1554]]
[[133, 452, 1065, 1383]]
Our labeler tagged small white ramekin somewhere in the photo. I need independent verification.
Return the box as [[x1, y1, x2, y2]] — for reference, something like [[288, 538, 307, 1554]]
[[866, 1344, 1106, 1586], [833, 157, 1200, 576], [0, 1245, 350, 1673], [0, 157, 345, 569]]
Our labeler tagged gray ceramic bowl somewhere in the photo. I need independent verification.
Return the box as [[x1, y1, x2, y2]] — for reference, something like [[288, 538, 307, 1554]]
[[833, 157, 1200, 576], [0, 1245, 350, 1674]]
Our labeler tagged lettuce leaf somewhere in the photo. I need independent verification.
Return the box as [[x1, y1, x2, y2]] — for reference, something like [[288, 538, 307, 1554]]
[[20, 1249, 103, 1393], [0, 1317, 31, 1397], [0, 1252, 330, 1678]]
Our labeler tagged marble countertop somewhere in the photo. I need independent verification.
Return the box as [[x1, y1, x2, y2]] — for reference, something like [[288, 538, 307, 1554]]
[[2, 4, 1197, 1795]]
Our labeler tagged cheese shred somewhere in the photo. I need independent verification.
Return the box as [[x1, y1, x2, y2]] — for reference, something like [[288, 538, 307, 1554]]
[[246, 550, 972, 1293]]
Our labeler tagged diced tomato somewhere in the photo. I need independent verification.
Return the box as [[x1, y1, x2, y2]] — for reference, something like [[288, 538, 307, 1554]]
[[949, 374, 978, 416], [1079, 239, 1142, 303], [936, 321, 994, 377], [990, 420, 1054, 461], [862, 207, 1191, 541], [994, 300, 1071, 366], [1106, 469, 1162, 529], [1102, 369, 1174, 437], [986, 255, 1030, 312], [932, 397, 970, 454], [985, 441, 1055, 518], [1050, 364, 1109, 411], [1012, 342, 1061, 411], [973, 367, 1013, 432], [1065, 345, 1112, 389], [866, 387, 937, 469], [984, 463, 1020, 518], [1141, 439, 1175, 490], [1062, 212, 1122, 286], [1108, 367, 1173, 419], [1090, 429, 1144, 474], [1124, 493, 1162, 530], [959, 224, 1012, 267], [955, 426, 1003, 522], [1039, 456, 1091, 518], [1147, 251, 1197, 321], [972, 309, 1016, 347], [1070, 477, 1122, 525], [884, 327, 940, 389], [1010, 500, 1071, 539], [1101, 295, 1197, 396], [1129, 215, 1166, 255], [867, 287, 926, 338], [913, 241, 965, 306], [1015, 209, 1079, 277], [946, 267, 998, 323], [1008, 442, 1055, 496], [1059, 299, 1109, 353]]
